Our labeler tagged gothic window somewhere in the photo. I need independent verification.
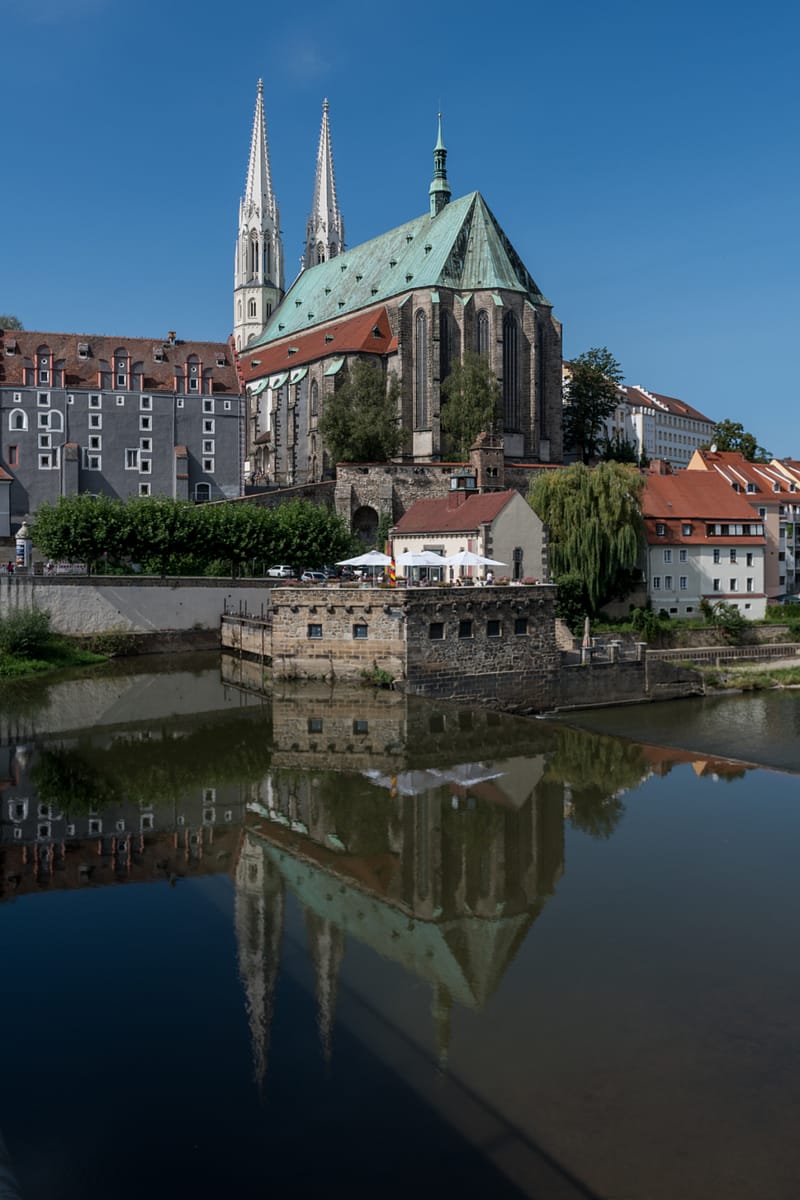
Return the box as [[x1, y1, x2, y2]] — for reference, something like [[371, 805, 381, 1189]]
[[249, 236, 259, 277], [502, 312, 519, 430], [265, 242, 271, 278], [477, 310, 490, 357], [9, 410, 27, 432], [248, 299, 257, 319], [238, 300, 242, 320], [439, 309, 451, 385], [310, 380, 319, 421], [415, 310, 428, 428], [317, 242, 325, 265]]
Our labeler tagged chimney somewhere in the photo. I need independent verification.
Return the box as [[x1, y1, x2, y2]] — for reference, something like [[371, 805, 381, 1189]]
[[167, 330, 177, 345], [649, 458, 672, 476]]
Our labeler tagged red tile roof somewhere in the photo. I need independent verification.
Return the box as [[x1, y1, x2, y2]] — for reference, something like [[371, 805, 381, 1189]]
[[625, 385, 712, 425], [687, 449, 793, 498], [642, 470, 766, 545], [241, 306, 396, 381], [392, 489, 516, 535], [0, 329, 240, 394]]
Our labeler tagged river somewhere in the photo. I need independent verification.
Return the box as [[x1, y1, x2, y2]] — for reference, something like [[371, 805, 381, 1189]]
[[0, 658, 798, 1199]]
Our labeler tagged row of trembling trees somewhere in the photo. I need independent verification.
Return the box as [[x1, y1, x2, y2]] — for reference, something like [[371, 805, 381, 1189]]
[[31, 494, 353, 576]]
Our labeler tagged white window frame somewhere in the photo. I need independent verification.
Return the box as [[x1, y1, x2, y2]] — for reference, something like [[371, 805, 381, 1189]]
[[139, 414, 152, 431], [202, 398, 214, 413], [139, 482, 151, 496], [140, 395, 152, 410], [89, 412, 102, 429], [139, 458, 151, 474], [83, 451, 101, 471], [140, 437, 152, 452], [202, 458, 214, 473], [202, 440, 214, 454], [125, 448, 140, 470], [203, 419, 214, 434], [89, 394, 102, 409]]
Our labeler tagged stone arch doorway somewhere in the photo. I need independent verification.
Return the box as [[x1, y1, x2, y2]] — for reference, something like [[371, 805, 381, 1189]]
[[352, 505, 379, 544]]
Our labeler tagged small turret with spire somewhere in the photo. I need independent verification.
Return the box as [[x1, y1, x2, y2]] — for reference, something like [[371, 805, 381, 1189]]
[[303, 99, 345, 270], [429, 113, 451, 218], [234, 79, 284, 349]]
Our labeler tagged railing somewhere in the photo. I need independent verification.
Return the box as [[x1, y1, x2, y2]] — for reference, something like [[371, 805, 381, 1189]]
[[648, 643, 800, 665]]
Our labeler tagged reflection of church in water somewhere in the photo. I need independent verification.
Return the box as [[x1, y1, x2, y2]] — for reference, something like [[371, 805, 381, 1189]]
[[233, 687, 565, 1082]]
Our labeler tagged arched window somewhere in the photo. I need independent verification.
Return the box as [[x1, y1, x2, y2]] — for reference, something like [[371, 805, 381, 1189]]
[[502, 313, 519, 430], [48, 410, 63, 433], [238, 300, 242, 320], [415, 310, 428, 428], [248, 299, 257, 319], [310, 380, 319, 421], [317, 242, 325, 265], [9, 410, 27, 432], [265, 241, 271, 278], [194, 483, 211, 503], [249, 236, 259, 277], [477, 310, 490, 357], [439, 309, 451, 384]]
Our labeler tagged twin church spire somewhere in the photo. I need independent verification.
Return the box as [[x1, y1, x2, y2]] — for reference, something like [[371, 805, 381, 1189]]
[[234, 83, 344, 349]]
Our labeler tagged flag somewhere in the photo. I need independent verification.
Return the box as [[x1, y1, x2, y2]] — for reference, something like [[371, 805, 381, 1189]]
[[388, 558, 396, 588]]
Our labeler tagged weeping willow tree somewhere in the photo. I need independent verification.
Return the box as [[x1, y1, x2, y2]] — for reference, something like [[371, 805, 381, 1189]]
[[529, 462, 644, 613]]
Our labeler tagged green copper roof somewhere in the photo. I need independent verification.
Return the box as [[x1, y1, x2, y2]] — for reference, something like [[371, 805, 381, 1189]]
[[251, 191, 551, 347]]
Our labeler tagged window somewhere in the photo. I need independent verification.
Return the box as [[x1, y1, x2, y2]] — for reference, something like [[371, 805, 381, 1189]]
[[664, 575, 673, 589], [202, 458, 214, 473], [203, 398, 214, 413], [679, 549, 687, 562], [352, 624, 368, 639], [125, 449, 139, 469], [83, 453, 101, 470], [514, 617, 528, 636], [458, 619, 473, 639], [89, 413, 102, 429], [140, 459, 151, 473], [502, 312, 519, 429], [89, 394, 101, 408], [9, 410, 26, 432], [140, 414, 151, 431], [655, 523, 666, 536], [116, 395, 125, 406], [37, 392, 50, 407], [746, 552, 753, 567], [189, 377, 198, 392], [730, 549, 737, 562], [307, 717, 323, 733], [414, 310, 428, 428], [139, 482, 151, 496], [429, 621, 444, 640], [248, 298, 257, 318], [663, 549, 672, 563], [713, 548, 720, 563], [8, 445, 18, 466], [202, 440, 214, 454], [139, 438, 151, 452], [176, 398, 184, 408], [39, 453, 53, 469], [307, 624, 323, 639], [730, 579, 738, 592], [89, 435, 101, 450], [487, 619, 501, 637], [12, 392, 21, 403], [746, 578, 753, 592], [713, 578, 720, 591], [652, 576, 661, 589], [194, 483, 211, 502], [679, 576, 688, 590], [88, 818, 102, 835], [203, 419, 214, 434], [682, 523, 692, 535], [140, 395, 152, 410], [38, 412, 49, 428], [224, 400, 231, 411]]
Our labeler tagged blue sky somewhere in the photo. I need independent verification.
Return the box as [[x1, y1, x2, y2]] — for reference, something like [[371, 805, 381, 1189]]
[[2, 0, 797, 456]]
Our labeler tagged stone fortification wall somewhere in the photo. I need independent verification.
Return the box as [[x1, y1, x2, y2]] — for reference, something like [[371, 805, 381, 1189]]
[[0, 575, 269, 635], [402, 586, 560, 706], [268, 587, 405, 682]]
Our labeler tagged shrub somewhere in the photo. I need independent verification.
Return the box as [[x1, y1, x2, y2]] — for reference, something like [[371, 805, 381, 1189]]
[[0, 609, 52, 658]]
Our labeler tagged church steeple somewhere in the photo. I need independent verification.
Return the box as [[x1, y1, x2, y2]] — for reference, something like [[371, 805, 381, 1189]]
[[303, 99, 344, 270], [429, 113, 451, 218], [234, 79, 284, 350]]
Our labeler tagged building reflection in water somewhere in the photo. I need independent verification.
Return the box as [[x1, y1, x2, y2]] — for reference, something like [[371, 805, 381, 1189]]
[[0, 671, 759, 1089]]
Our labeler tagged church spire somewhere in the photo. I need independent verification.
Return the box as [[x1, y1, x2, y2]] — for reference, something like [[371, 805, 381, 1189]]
[[429, 112, 451, 218], [303, 98, 344, 270], [234, 79, 284, 350]]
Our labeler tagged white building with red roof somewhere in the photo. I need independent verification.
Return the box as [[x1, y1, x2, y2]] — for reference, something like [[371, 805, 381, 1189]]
[[608, 385, 715, 469], [686, 449, 800, 599], [390, 481, 547, 583], [642, 464, 767, 618]]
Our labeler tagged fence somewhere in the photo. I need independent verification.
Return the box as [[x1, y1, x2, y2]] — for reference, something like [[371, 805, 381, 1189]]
[[648, 643, 800, 666]]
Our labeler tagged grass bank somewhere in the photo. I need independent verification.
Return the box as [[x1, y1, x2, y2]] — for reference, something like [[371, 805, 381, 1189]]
[[0, 610, 106, 679], [697, 664, 800, 692]]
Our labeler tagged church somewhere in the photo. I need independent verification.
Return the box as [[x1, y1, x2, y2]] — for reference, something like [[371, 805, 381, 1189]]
[[234, 82, 563, 486]]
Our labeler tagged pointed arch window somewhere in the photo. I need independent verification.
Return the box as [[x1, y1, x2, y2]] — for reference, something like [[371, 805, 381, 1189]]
[[415, 310, 428, 429], [238, 299, 243, 321], [249, 235, 260, 278], [502, 313, 519, 430], [248, 299, 257, 319], [477, 310, 490, 357], [265, 241, 271, 279], [317, 242, 326, 265], [439, 309, 452, 385], [310, 379, 319, 421]]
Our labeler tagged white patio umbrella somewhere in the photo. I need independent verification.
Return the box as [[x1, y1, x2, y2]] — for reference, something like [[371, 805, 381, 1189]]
[[444, 550, 507, 568], [395, 550, 447, 568], [336, 549, 392, 567]]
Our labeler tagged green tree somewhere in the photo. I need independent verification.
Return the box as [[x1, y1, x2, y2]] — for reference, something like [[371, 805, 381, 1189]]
[[440, 351, 500, 459], [529, 461, 644, 613], [0, 315, 23, 330], [319, 359, 406, 463], [31, 494, 129, 572], [601, 432, 639, 464], [563, 347, 624, 464], [703, 419, 771, 463]]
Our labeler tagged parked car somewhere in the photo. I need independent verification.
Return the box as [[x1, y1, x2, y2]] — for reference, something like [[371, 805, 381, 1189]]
[[267, 565, 294, 579], [300, 570, 327, 584]]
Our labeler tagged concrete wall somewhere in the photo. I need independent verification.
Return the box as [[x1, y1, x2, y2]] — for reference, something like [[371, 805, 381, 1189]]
[[0, 575, 269, 635]]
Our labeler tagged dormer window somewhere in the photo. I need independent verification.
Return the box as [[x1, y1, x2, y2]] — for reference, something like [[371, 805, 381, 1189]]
[[37, 349, 50, 385], [656, 523, 666, 536], [153, 347, 165, 363], [746, 482, 757, 493], [78, 342, 89, 359]]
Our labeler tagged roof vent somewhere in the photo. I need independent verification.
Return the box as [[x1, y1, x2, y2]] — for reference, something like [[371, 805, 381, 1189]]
[[324, 287, 331, 295], [372, 326, 381, 338], [324, 334, 334, 343], [424, 244, 432, 254], [287, 347, 298, 355], [405, 273, 413, 282], [215, 354, 226, 367], [389, 259, 397, 268], [355, 274, 363, 281], [338, 301, 345, 309], [295, 299, 302, 307], [167, 331, 176, 345], [278, 323, 285, 331], [371, 287, 378, 295], [340, 263, 347, 271]]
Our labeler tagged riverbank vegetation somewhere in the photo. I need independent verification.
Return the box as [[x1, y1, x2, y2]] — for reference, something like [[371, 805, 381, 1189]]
[[0, 610, 105, 678], [698, 664, 800, 692], [30, 494, 354, 577]]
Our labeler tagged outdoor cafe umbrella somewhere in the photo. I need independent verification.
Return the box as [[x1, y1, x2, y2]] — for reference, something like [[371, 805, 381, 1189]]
[[336, 550, 393, 567], [395, 550, 447, 568], [443, 550, 507, 568]]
